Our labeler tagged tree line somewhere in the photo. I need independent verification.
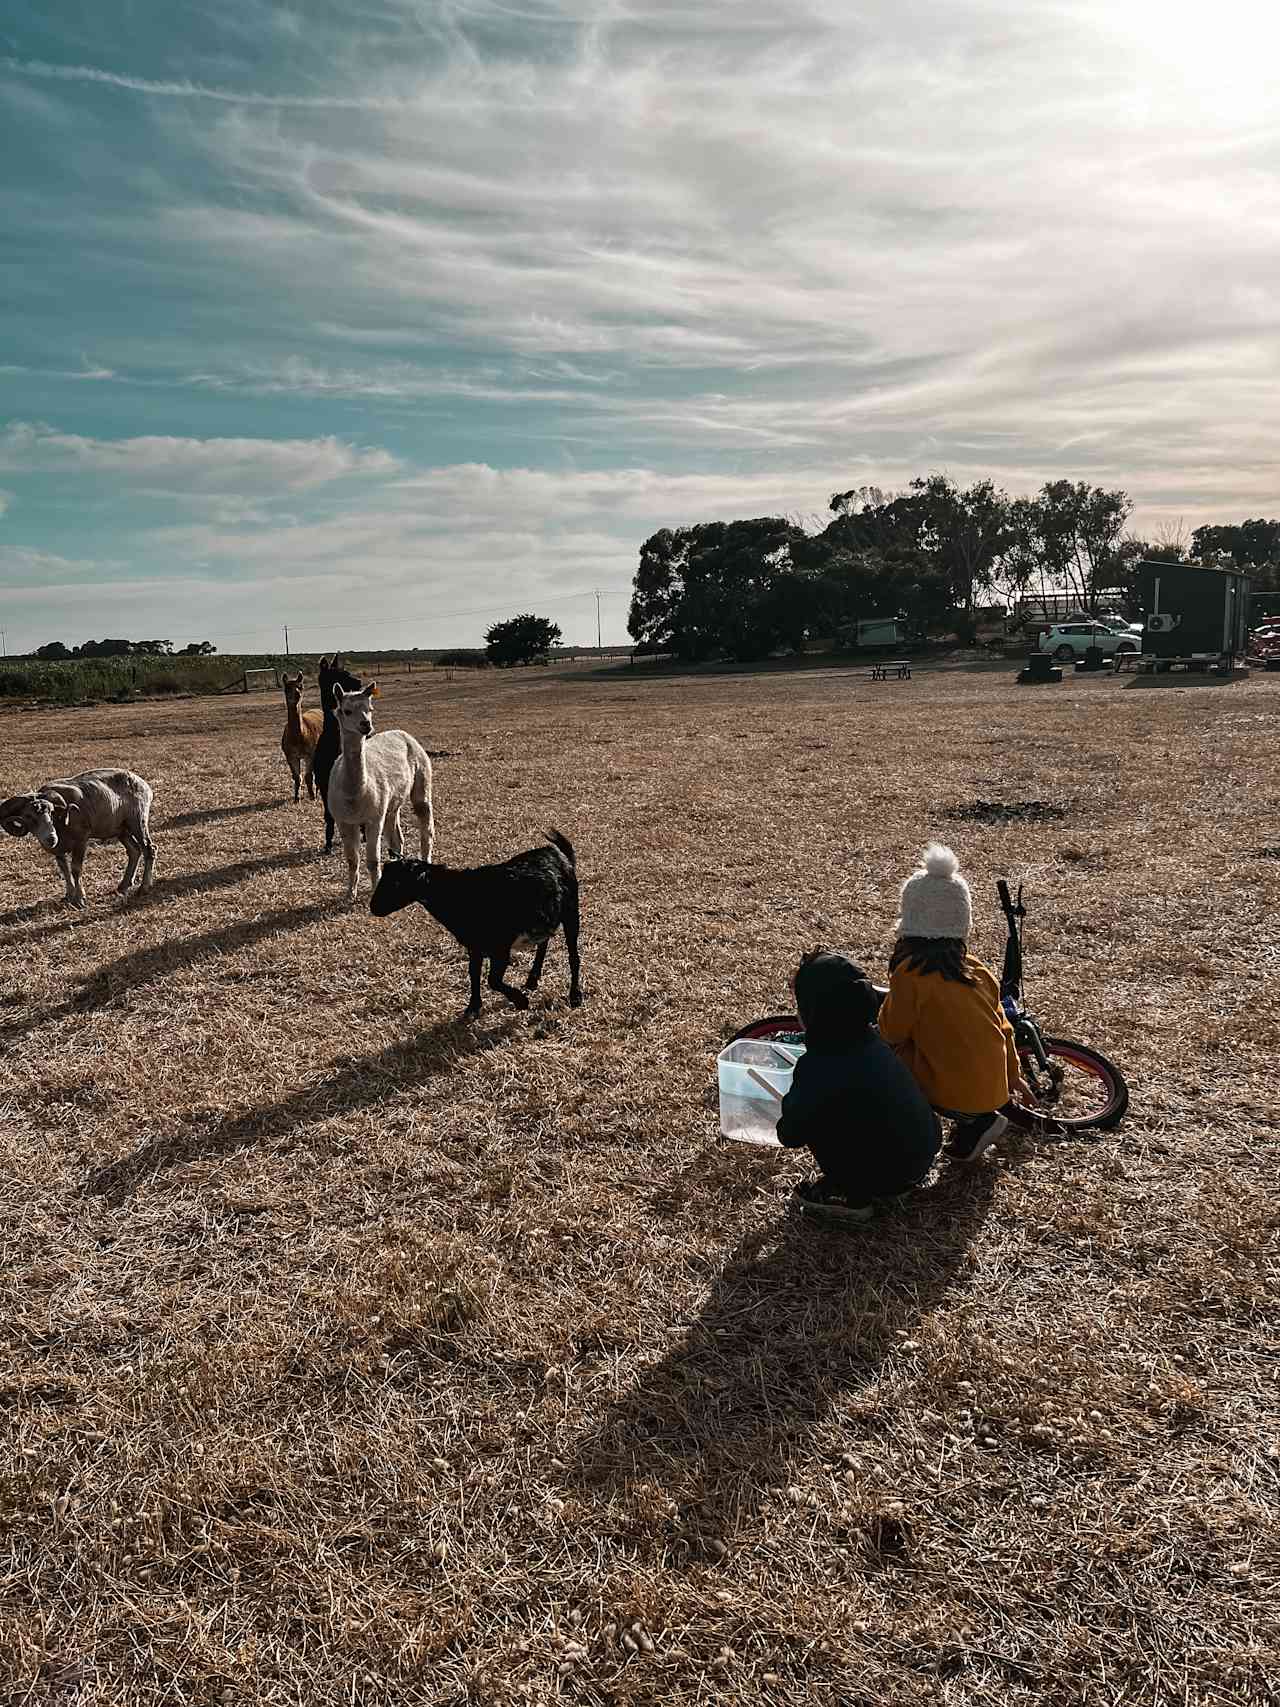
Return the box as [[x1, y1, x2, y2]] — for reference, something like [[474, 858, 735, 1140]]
[[34, 638, 217, 659], [627, 475, 1280, 662], [29, 619, 565, 669]]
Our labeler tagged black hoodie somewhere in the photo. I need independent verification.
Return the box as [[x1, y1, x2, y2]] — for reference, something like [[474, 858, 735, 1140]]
[[776, 954, 940, 1197]]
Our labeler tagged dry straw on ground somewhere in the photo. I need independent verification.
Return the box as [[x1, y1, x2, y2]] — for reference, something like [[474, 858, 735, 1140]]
[[1, 659, 1277, 1707]]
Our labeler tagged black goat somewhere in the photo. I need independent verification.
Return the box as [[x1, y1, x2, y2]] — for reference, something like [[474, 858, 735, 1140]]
[[370, 830, 584, 1018], [312, 654, 363, 852]]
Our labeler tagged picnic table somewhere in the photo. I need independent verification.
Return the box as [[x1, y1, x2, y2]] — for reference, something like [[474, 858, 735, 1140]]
[[871, 659, 912, 681]]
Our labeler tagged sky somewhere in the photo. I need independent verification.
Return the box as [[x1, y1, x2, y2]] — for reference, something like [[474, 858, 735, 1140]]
[[2, 0, 1278, 654]]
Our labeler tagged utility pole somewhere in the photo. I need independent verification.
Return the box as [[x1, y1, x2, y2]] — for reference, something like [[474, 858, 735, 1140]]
[[593, 590, 602, 654], [283, 624, 290, 658], [0, 628, 6, 658]]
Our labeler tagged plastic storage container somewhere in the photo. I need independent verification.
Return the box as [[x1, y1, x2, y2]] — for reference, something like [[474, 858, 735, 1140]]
[[717, 1032, 806, 1145]]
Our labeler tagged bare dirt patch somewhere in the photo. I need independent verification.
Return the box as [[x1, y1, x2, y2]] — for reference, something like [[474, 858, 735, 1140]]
[[945, 799, 1071, 825], [2, 664, 1277, 1705]]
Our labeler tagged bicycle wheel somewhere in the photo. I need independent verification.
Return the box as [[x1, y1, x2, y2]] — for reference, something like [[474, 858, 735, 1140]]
[[1007, 1036, 1129, 1133], [726, 1014, 802, 1045]]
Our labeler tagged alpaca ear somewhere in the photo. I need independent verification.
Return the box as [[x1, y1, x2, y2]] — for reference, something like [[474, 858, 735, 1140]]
[[332, 684, 346, 705], [366, 680, 379, 698]]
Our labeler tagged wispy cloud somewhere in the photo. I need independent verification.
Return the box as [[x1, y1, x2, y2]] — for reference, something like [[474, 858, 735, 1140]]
[[0, 423, 399, 490], [1, 362, 118, 382], [0, 56, 412, 110]]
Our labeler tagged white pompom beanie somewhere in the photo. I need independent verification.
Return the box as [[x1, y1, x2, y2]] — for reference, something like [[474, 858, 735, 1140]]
[[897, 843, 972, 940]]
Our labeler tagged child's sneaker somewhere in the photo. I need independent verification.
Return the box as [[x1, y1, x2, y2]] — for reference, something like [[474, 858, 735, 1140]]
[[944, 1112, 1009, 1163], [795, 1178, 876, 1224]]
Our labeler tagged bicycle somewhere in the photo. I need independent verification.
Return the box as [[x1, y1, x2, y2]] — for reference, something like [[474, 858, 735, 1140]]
[[725, 880, 1128, 1136]]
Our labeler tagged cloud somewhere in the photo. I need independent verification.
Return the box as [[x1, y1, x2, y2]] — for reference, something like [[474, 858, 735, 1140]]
[[2, 0, 1279, 656], [0, 423, 399, 490], [180, 356, 587, 405], [0, 362, 118, 382], [0, 56, 412, 110], [108, 0, 1271, 494]]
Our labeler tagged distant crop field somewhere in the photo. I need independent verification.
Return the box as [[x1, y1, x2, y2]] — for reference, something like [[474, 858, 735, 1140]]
[[2, 662, 1277, 1705], [0, 653, 434, 705], [0, 648, 626, 705]]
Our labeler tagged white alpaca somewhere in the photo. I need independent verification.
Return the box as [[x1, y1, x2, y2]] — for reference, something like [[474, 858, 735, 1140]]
[[327, 682, 434, 901]]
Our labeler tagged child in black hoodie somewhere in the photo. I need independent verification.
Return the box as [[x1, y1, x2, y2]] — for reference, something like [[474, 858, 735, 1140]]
[[776, 950, 941, 1223]]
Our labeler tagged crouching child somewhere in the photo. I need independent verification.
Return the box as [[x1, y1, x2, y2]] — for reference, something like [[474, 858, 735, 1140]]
[[877, 844, 1027, 1163], [776, 950, 941, 1225]]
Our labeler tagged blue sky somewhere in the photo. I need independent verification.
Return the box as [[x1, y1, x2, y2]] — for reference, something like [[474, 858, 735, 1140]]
[[2, 0, 1278, 653]]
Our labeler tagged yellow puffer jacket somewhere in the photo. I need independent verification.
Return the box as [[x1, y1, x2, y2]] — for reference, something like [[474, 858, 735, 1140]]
[[877, 955, 1021, 1115]]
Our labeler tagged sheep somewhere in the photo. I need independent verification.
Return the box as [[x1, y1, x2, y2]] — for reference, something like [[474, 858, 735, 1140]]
[[370, 830, 584, 1018], [280, 671, 323, 802], [0, 769, 156, 908], [312, 654, 364, 852], [327, 681, 434, 900]]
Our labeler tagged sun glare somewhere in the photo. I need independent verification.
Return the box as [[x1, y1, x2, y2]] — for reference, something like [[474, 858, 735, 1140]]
[[1115, 0, 1280, 120]]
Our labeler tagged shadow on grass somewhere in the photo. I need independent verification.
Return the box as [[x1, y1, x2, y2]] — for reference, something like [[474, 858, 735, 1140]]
[[77, 896, 345, 1006], [82, 1010, 524, 1203], [141, 847, 320, 904], [0, 894, 72, 930], [1122, 671, 1242, 690], [0, 896, 344, 1046], [571, 1163, 997, 1555], [0, 849, 324, 952], [159, 798, 291, 830]]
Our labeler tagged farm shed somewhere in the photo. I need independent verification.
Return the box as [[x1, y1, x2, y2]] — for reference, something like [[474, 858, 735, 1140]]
[[1138, 560, 1251, 666]]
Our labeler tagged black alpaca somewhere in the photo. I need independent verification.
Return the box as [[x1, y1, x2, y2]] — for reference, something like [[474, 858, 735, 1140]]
[[369, 831, 584, 1018], [312, 654, 363, 852]]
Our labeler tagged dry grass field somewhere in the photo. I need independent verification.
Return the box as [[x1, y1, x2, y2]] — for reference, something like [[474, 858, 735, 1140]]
[[2, 660, 1277, 1707]]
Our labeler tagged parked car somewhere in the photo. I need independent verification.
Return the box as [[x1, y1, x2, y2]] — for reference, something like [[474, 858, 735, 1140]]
[[1038, 622, 1142, 661]]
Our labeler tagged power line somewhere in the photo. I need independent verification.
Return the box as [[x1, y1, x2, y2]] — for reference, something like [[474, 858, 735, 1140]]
[[293, 585, 631, 639]]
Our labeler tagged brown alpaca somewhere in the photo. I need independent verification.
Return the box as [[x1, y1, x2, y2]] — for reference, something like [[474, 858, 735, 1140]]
[[281, 672, 323, 801]]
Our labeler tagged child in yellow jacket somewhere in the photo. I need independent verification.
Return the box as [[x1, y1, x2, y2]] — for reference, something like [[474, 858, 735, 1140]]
[[877, 844, 1026, 1161]]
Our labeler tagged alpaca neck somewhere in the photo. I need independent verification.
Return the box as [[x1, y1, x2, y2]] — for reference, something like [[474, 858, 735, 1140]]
[[285, 699, 305, 739], [342, 729, 369, 789]]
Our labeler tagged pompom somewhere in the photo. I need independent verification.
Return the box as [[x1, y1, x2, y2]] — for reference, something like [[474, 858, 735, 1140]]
[[921, 842, 959, 878]]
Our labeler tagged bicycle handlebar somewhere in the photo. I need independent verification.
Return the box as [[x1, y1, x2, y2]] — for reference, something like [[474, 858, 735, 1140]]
[[996, 878, 1024, 1001]]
